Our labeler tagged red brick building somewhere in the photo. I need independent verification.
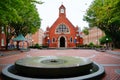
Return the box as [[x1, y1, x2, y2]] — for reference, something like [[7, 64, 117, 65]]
[[0, 27, 6, 49], [43, 5, 83, 48], [0, 27, 44, 49]]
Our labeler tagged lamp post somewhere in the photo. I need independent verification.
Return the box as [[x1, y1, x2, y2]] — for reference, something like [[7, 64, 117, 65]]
[[96, 40, 98, 45], [75, 37, 77, 47], [32, 39, 34, 46], [106, 38, 108, 49], [97, 27, 99, 46], [47, 37, 50, 48]]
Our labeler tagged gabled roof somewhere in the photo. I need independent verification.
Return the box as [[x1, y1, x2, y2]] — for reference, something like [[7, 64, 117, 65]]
[[13, 34, 27, 41], [59, 4, 65, 9], [47, 4, 76, 31], [49, 17, 75, 31]]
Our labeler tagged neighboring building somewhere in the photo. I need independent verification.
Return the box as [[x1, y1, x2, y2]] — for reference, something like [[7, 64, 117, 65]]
[[82, 27, 105, 45], [0, 27, 6, 49], [43, 4, 83, 48], [39, 28, 44, 45], [26, 28, 44, 46]]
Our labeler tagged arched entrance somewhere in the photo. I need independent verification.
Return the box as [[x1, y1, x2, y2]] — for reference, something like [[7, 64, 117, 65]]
[[60, 37, 65, 47]]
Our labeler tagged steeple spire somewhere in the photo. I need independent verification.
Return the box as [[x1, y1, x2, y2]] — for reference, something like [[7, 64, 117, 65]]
[[59, 4, 66, 17]]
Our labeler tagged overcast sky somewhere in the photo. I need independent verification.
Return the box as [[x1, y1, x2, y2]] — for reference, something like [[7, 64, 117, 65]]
[[36, 0, 94, 31]]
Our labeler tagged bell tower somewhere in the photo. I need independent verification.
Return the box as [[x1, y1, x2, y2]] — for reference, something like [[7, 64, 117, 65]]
[[59, 4, 66, 17]]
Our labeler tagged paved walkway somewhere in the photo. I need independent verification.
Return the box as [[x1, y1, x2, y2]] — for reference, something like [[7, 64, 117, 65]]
[[0, 49, 120, 80]]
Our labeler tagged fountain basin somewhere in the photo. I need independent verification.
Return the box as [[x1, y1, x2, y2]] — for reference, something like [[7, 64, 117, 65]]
[[15, 56, 93, 77], [1, 56, 105, 80]]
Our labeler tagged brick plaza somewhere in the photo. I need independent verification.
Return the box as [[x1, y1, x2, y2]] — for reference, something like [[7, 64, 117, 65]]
[[0, 49, 120, 80]]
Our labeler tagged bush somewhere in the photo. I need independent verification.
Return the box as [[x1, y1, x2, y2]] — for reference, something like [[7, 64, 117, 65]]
[[42, 45, 48, 48], [29, 43, 41, 49], [88, 42, 94, 48], [77, 44, 84, 47], [34, 43, 40, 48]]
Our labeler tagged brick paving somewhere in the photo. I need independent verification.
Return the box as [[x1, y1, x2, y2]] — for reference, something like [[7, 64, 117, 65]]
[[0, 49, 120, 80]]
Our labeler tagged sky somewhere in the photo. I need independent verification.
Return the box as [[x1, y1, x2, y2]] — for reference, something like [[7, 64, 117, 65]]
[[36, 0, 94, 31]]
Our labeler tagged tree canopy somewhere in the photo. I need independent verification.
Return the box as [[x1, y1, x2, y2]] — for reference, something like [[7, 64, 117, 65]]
[[83, 0, 120, 48], [99, 35, 112, 45], [0, 0, 43, 49], [82, 27, 89, 35]]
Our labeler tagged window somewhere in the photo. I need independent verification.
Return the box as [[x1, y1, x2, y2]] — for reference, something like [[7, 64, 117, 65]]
[[2, 27, 4, 34], [56, 24, 69, 34], [60, 8, 64, 13], [70, 37, 72, 43], [1, 39, 4, 46], [52, 38, 55, 43]]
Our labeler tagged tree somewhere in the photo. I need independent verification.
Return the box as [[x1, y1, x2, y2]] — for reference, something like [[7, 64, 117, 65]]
[[0, 0, 43, 49], [83, 0, 120, 48], [99, 35, 112, 45], [82, 27, 89, 44], [10, 0, 42, 35], [0, 0, 22, 49]]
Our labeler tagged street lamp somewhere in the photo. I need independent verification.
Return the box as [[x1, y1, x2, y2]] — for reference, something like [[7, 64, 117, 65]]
[[106, 38, 108, 41], [96, 40, 98, 45], [32, 39, 34, 46], [47, 37, 50, 48], [106, 38, 108, 49], [75, 37, 77, 47]]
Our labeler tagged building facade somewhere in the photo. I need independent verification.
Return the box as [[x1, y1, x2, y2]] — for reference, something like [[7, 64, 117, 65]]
[[0, 27, 6, 49], [43, 5, 83, 48], [26, 28, 44, 46], [0, 27, 44, 49], [82, 27, 105, 45]]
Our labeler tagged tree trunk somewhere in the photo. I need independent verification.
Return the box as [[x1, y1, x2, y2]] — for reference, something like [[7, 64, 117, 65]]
[[112, 36, 120, 48], [5, 39, 9, 50], [16, 41, 20, 50], [113, 41, 120, 48]]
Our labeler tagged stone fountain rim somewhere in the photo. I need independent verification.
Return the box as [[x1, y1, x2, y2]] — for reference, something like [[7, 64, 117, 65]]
[[2, 62, 105, 80]]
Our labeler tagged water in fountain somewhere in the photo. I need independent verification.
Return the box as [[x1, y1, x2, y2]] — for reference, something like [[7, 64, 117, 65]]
[[1, 56, 105, 80]]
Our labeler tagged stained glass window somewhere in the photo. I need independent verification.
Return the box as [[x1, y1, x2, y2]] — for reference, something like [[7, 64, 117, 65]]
[[56, 24, 69, 34]]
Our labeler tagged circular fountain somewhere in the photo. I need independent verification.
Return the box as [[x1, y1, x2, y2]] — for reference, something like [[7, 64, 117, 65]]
[[1, 56, 105, 80]]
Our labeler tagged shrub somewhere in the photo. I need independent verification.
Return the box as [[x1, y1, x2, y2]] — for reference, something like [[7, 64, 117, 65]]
[[88, 42, 94, 48], [41, 44, 48, 48]]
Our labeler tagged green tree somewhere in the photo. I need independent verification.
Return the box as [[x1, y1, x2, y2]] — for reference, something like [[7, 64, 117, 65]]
[[83, 0, 120, 48], [82, 27, 89, 44], [0, 0, 43, 49], [0, 0, 22, 49], [10, 0, 42, 35], [99, 35, 112, 45]]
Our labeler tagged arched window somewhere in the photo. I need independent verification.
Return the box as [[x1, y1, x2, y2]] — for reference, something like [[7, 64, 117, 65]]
[[52, 38, 55, 43], [56, 24, 69, 34], [70, 37, 72, 43]]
